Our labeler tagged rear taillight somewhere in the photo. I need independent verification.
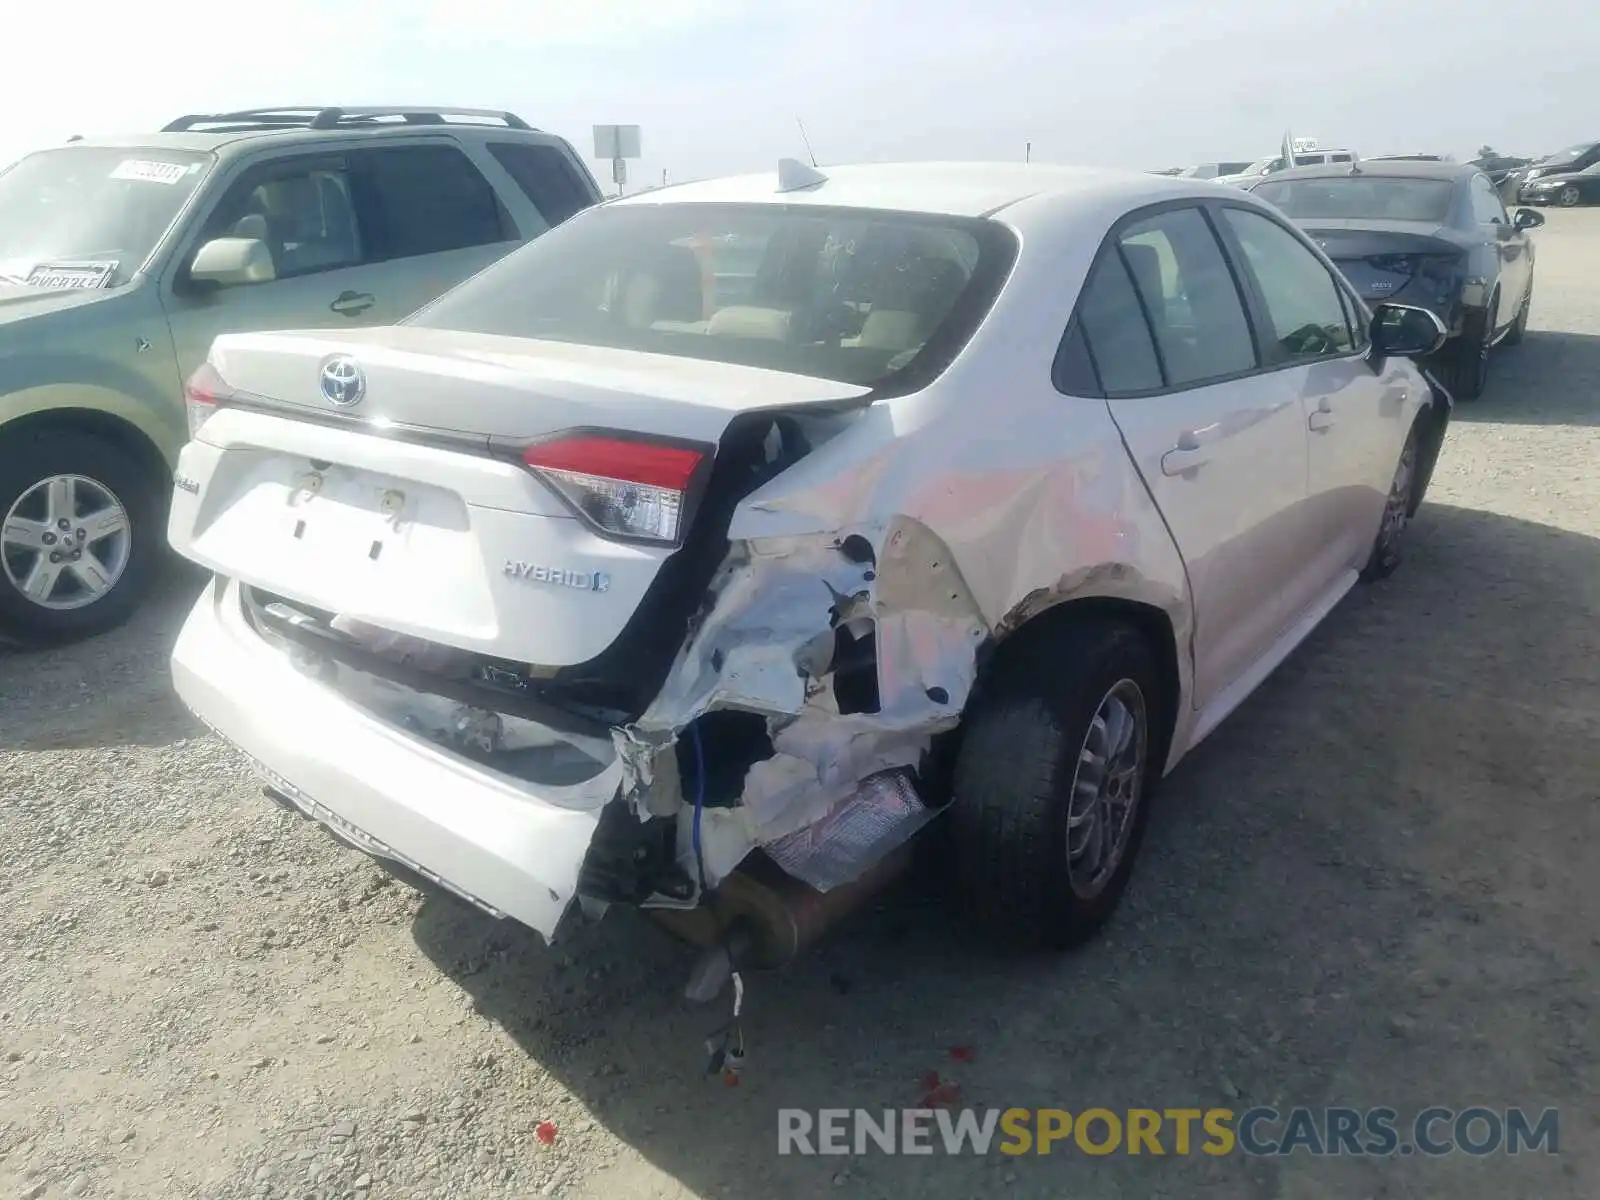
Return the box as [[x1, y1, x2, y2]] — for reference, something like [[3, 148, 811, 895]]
[[521, 433, 707, 545], [1416, 254, 1461, 286], [1368, 254, 1419, 276], [184, 362, 234, 438]]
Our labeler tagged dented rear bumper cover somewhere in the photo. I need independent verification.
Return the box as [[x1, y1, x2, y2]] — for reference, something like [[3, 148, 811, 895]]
[[172, 516, 993, 941], [171, 577, 618, 939]]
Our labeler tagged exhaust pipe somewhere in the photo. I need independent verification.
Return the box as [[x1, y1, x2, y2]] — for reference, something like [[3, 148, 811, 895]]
[[652, 844, 914, 975]]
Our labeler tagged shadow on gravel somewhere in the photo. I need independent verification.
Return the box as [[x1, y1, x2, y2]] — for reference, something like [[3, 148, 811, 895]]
[[413, 501, 1598, 1199], [0, 561, 207, 751], [1458, 330, 1600, 426]]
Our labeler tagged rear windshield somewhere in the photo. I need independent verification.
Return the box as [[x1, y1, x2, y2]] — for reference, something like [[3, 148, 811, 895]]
[[1252, 177, 1455, 223], [408, 201, 1016, 391]]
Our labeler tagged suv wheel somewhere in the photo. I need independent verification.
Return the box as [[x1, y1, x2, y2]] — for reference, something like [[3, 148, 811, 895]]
[[950, 619, 1162, 949], [0, 430, 161, 646]]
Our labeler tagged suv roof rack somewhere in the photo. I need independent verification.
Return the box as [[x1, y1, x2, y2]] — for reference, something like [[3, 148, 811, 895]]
[[161, 106, 535, 134]]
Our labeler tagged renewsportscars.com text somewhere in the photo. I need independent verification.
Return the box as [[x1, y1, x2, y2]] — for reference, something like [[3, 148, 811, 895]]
[[777, 1106, 1560, 1157]]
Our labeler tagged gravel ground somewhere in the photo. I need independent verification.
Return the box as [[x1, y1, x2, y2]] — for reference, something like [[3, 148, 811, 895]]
[[2, 210, 1597, 1200]]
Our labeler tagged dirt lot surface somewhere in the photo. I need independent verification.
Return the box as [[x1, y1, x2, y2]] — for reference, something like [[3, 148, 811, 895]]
[[3, 211, 1597, 1200]]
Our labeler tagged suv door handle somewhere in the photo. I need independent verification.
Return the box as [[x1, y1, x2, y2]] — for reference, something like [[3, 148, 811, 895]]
[[330, 290, 375, 317], [1308, 401, 1337, 432]]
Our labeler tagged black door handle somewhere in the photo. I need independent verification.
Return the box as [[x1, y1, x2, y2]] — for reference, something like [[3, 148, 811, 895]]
[[330, 290, 375, 317]]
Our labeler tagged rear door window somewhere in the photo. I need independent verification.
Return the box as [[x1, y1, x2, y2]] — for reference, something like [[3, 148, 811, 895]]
[[1469, 174, 1508, 225], [487, 143, 597, 230], [1116, 207, 1258, 387], [349, 144, 513, 261]]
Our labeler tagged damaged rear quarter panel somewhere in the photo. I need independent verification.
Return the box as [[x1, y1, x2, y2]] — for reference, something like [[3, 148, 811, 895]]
[[615, 200, 1202, 888]]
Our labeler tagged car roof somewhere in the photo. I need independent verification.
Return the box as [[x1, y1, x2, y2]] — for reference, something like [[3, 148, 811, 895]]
[[1261, 160, 1473, 183], [39, 123, 567, 159], [610, 160, 1224, 219]]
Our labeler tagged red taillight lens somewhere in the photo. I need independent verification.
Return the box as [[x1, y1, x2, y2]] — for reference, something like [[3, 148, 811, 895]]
[[521, 434, 706, 545], [183, 362, 234, 438]]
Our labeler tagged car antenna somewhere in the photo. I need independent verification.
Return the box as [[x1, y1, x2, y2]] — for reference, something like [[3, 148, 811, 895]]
[[796, 117, 818, 168]]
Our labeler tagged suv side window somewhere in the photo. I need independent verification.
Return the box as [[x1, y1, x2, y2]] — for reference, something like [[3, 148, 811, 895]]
[[1117, 207, 1257, 387], [1470, 174, 1508, 225], [487, 143, 596, 229], [200, 159, 364, 280], [1221, 207, 1356, 364], [350, 144, 513, 260]]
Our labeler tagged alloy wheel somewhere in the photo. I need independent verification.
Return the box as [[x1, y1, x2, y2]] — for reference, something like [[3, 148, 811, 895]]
[[1559, 186, 1581, 207], [1, 474, 133, 610], [1065, 678, 1148, 900], [1377, 432, 1417, 557]]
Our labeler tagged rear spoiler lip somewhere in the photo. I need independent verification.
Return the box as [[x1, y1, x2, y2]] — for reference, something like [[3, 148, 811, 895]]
[[1303, 228, 1466, 260]]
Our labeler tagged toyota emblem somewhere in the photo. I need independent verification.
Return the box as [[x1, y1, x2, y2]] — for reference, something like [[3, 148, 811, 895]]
[[319, 356, 365, 407]]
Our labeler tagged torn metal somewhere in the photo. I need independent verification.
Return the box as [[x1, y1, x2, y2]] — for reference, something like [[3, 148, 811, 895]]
[[613, 513, 990, 896]]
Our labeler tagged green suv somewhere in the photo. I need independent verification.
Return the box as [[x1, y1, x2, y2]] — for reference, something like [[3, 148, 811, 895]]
[[0, 105, 602, 645]]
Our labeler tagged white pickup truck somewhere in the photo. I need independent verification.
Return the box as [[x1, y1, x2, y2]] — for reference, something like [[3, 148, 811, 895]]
[[1215, 142, 1358, 187]]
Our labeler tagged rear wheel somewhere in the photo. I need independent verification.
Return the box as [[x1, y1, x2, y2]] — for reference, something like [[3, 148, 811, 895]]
[[0, 430, 162, 646], [1557, 185, 1582, 208], [950, 620, 1162, 949], [1434, 306, 1492, 400]]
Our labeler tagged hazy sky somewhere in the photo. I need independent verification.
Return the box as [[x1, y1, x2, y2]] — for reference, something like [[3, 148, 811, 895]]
[[2, 0, 1592, 181]]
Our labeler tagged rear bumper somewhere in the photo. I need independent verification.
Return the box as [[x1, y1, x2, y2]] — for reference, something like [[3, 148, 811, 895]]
[[170, 577, 618, 940]]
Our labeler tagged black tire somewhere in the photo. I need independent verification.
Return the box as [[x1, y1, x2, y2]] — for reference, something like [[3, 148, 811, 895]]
[[1433, 305, 1492, 401], [1361, 421, 1422, 582], [1557, 185, 1581, 208], [1504, 281, 1532, 347], [950, 619, 1162, 950], [0, 428, 162, 646]]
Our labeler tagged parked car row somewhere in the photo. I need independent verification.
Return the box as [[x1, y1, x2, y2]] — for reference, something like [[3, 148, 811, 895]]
[[1500, 140, 1600, 206]]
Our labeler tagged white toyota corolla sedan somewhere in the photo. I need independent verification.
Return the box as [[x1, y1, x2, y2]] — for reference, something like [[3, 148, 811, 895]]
[[167, 159, 1452, 972]]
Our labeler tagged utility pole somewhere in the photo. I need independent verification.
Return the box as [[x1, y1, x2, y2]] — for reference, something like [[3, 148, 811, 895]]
[[1025, 141, 1032, 164]]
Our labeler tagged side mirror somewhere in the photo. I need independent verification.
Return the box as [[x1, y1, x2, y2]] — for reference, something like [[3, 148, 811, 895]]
[[189, 237, 275, 288], [1369, 303, 1448, 359], [1513, 208, 1546, 230]]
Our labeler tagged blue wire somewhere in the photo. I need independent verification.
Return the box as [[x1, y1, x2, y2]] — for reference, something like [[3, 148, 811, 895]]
[[689, 723, 706, 866]]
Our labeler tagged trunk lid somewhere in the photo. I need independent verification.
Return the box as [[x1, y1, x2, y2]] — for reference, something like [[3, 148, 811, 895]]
[[207, 326, 871, 443], [172, 329, 870, 669], [1305, 221, 1465, 308]]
